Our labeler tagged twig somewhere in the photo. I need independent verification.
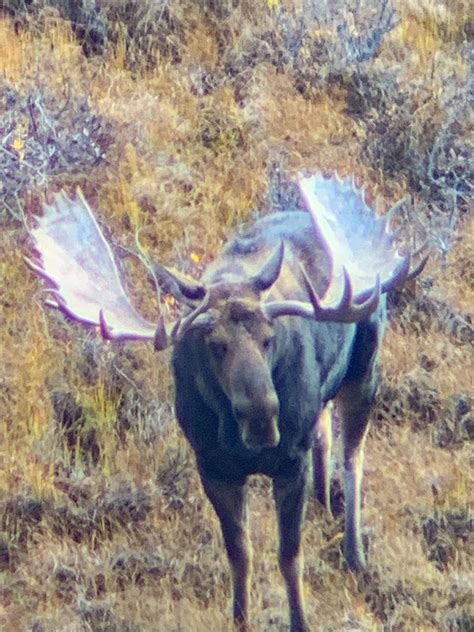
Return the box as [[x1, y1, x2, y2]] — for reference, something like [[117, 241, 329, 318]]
[[0, 144, 48, 182], [112, 362, 150, 400]]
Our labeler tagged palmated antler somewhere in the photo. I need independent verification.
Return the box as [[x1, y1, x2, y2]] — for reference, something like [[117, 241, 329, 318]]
[[27, 178, 427, 344], [265, 174, 427, 323], [25, 189, 207, 349]]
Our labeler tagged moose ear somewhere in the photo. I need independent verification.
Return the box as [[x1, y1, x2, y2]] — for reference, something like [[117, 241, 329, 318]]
[[153, 263, 207, 302], [249, 242, 285, 292]]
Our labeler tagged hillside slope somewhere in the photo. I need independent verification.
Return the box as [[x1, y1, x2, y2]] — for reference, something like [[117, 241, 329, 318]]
[[0, 2, 472, 630]]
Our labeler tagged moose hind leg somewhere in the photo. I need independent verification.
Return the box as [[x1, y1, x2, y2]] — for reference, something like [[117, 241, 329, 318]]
[[336, 320, 381, 570], [338, 396, 370, 570], [201, 477, 251, 630], [313, 402, 333, 517], [273, 459, 310, 632]]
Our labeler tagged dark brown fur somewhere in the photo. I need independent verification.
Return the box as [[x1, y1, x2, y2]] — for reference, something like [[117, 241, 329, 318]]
[[171, 211, 385, 631]]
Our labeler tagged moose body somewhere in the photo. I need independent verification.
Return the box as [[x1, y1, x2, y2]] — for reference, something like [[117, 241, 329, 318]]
[[27, 175, 424, 632], [171, 212, 385, 631], [173, 211, 384, 474]]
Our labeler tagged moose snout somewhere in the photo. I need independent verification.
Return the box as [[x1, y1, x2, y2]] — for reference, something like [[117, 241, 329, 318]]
[[233, 393, 280, 451]]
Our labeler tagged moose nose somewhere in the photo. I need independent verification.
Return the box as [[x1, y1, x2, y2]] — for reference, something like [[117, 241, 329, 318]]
[[233, 393, 280, 451], [233, 392, 279, 423]]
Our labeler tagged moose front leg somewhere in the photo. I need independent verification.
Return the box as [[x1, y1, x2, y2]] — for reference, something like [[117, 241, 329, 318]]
[[273, 460, 310, 632], [201, 477, 251, 630], [313, 402, 333, 517]]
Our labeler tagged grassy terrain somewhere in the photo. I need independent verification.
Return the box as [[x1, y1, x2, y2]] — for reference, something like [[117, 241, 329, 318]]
[[0, 1, 472, 630]]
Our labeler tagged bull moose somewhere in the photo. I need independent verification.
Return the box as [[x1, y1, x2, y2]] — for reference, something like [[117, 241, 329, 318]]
[[26, 174, 425, 631]]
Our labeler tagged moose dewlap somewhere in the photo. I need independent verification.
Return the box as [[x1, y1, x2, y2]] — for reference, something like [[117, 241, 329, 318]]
[[26, 174, 426, 632]]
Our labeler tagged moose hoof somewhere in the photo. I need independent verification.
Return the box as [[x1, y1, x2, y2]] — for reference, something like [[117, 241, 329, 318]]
[[344, 531, 370, 571], [344, 544, 367, 571], [291, 621, 311, 632]]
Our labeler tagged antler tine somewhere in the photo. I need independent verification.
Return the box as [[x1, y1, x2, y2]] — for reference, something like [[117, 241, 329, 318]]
[[413, 241, 429, 258], [265, 265, 381, 323], [170, 291, 211, 341], [153, 262, 207, 303], [302, 265, 381, 322], [355, 275, 381, 317], [99, 309, 113, 340], [337, 267, 353, 309], [153, 317, 170, 351], [154, 292, 213, 351], [377, 251, 410, 293], [381, 242, 428, 288], [407, 246, 430, 281], [24, 256, 60, 289]]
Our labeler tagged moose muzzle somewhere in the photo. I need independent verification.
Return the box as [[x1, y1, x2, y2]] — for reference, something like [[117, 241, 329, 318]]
[[233, 392, 280, 451]]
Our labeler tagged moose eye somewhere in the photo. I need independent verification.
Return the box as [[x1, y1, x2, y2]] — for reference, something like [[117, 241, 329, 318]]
[[209, 340, 228, 359], [262, 337, 274, 351]]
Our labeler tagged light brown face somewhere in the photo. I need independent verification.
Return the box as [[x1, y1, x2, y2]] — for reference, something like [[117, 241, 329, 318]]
[[205, 299, 280, 452]]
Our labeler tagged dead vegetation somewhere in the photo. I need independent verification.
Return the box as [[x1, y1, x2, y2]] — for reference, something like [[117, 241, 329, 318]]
[[0, 1, 472, 630]]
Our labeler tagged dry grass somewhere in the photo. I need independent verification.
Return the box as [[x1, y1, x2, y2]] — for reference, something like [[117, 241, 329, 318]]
[[0, 2, 472, 631]]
